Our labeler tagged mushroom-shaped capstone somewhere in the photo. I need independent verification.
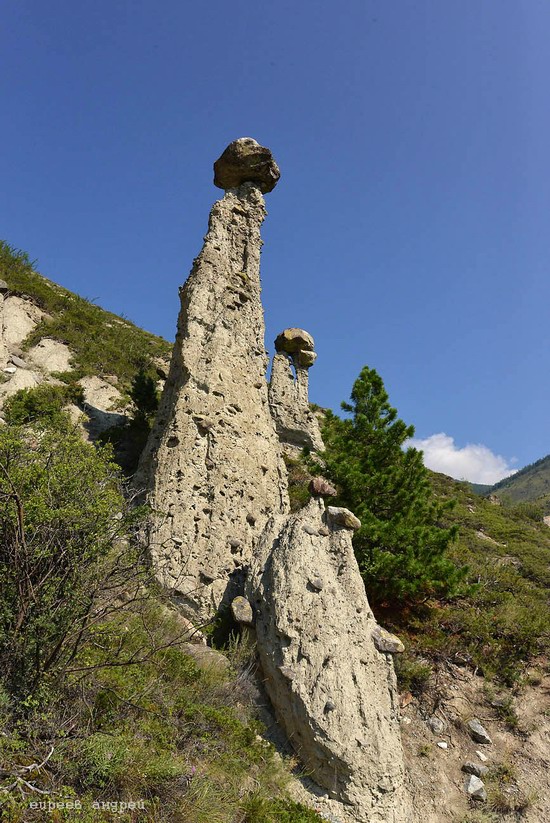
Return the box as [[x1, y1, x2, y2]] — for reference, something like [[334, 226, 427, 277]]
[[274, 328, 315, 355], [0, 280, 8, 293], [214, 138, 280, 193]]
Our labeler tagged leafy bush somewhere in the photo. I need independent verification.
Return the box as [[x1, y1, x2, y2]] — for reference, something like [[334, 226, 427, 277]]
[[4, 383, 84, 427], [0, 423, 145, 698]]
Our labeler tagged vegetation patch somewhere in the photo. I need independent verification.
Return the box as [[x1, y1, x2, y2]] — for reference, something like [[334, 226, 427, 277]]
[[0, 241, 171, 391]]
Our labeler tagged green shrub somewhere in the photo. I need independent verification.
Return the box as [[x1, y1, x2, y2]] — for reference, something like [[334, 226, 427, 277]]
[[393, 654, 432, 695], [4, 383, 84, 427], [0, 424, 145, 699]]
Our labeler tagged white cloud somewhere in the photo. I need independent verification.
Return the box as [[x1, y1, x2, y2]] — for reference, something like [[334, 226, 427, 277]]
[[406, 433, 517, 485]]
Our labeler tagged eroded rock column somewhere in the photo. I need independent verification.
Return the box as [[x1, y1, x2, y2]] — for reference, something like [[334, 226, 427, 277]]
[[268, 328, 324, 453], [138, 139, 288, 620], [247, 497, 412, 823]]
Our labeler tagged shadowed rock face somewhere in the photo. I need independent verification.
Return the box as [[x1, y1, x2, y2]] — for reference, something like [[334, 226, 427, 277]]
[[268, 328, 324, 453], [137, 180, 288, 620], [214, 138, 281, 193], [247, 498, 412, 823]]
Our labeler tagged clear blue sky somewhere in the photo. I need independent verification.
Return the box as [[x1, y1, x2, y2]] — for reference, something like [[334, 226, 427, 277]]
[[2, 1, 549, 480]]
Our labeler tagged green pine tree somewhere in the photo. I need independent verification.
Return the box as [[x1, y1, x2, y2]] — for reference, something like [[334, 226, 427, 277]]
[[321, 366, 465, 606]]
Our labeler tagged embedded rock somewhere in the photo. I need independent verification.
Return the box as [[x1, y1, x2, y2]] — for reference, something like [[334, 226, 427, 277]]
[[326, 506, 361, 531], [309, 477, 337, 497], [462, 762, 488, 778], [247, 497, 412, 823], [214, 138, 280, 193], [427, 715, 446, 735], [138, 179, 288, 620], [269, 328, 324, 453], [231, 595, 254, 625], [464, 774, 487, 801], [372, 624, 405, 654], [468, 719, 492, 745], [8, 354, 27, 369]]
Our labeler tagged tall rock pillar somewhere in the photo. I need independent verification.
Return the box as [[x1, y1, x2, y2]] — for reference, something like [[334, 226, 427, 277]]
[[138, 139, 289, 620]]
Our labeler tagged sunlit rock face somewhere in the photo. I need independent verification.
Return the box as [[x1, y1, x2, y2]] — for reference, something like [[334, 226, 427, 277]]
[[213, 137, 280, 193], [247, 497, 412, 823], [138, 159, 287, 620], [268, 328, 324, 453], [139, 139, 411, 822]]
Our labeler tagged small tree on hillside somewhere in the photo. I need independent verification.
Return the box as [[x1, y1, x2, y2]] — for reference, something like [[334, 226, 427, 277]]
[[322, 366, 465, 606], [0, 422, 148, 700]]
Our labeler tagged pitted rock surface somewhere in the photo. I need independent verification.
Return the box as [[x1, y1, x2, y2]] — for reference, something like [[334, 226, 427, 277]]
[[137, 182, 288, 619], [247, 498, 412, 823], [214, 138, 280, 193]]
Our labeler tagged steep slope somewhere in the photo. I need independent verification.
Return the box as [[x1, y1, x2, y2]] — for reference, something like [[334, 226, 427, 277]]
[[0, 241, 171, 460], [488, 453, 550, 512]]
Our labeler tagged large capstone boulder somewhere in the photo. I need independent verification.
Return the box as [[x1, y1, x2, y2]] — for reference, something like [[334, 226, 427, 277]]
[[213, 138, 280, 193], [274, 328, 315, 355], [326, 506, 361, 531], [247, 498, 412, 823]]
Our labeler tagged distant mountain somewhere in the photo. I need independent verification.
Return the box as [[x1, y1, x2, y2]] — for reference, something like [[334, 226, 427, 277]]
[[476, 454, 550, 513]]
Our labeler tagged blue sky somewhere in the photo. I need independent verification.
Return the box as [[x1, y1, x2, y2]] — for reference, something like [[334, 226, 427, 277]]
[[2, 1, 549, 481]]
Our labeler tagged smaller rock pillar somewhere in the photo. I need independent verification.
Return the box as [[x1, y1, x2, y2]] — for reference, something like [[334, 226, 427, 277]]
[[268, 328, 324, 453], [0, 280, 9, 368]]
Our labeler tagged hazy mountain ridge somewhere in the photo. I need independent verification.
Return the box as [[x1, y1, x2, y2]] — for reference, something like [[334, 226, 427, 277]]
[[470, 453, 550, 514]]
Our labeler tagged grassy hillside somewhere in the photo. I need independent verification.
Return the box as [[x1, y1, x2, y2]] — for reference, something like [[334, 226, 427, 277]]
[[488, 454, 550, 513], [392, 471, 550, 687], [0, 241, 171, 390]]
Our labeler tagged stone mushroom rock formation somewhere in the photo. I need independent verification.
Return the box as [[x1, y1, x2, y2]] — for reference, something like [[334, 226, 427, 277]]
[[214, 138, 281, 193], [247, 497, 412, 823], [137, 142, 288, 620], [268, 328, 324, 454], [139, 140, 411, 820]]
